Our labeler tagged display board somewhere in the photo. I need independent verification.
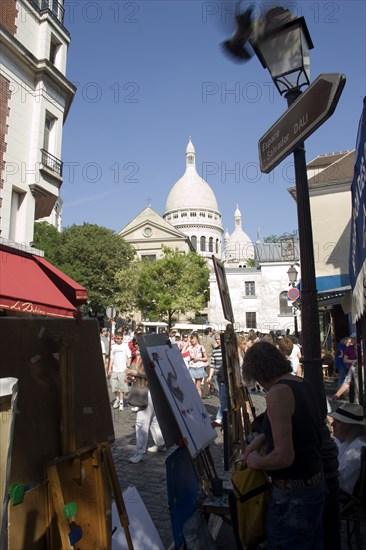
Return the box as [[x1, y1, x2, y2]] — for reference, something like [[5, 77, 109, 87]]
[[139, 334, 217, 458]]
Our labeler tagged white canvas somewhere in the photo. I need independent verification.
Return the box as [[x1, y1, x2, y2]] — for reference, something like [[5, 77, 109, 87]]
[[111, 486, 164, 550], [146, 344, 217, 458]]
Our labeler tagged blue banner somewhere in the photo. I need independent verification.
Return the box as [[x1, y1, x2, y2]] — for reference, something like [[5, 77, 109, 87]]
[[349, 97, 366, 322]]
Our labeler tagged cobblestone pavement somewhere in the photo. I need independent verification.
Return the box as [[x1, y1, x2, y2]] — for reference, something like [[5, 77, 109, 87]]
[[110, 387, 266, 549]]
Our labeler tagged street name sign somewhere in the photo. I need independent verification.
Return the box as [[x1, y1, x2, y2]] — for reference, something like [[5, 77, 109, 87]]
[[259, 73, 346, 173]]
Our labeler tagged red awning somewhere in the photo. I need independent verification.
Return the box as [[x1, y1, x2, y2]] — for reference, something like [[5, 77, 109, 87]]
[[33, 255, 88, 303], [0, 245, 87, 318]]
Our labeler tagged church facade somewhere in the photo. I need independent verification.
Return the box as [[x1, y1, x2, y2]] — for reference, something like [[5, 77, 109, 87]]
[[119, 139, 298, 333]]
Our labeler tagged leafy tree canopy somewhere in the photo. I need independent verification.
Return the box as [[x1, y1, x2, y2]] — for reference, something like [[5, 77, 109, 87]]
[[33, 222, 61, 264], [34, 222, 135, 315], [115, 246, 210, 328]]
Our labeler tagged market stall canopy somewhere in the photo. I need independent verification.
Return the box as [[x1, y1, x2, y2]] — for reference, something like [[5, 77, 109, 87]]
[[0, 244, 87, 318], [296, 274, 351, 309]]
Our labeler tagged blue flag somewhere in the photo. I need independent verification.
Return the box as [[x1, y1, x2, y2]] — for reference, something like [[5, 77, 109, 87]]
[[349, 97, 366, 322]]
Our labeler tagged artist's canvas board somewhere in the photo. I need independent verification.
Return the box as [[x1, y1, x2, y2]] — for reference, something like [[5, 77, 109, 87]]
[[111, 486, 164, 550], [0, 318, 114, 483], [145, 343, 217, 458]]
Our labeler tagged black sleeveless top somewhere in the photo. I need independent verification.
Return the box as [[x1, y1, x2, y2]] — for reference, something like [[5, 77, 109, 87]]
[[262, 378, 322, 480]]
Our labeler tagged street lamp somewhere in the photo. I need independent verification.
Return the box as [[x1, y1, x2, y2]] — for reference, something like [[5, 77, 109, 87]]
[[251, 10, 313, 96], [251, 7, 323, 391], [251, 9, 340, 548], [287, 265, 298, 287]]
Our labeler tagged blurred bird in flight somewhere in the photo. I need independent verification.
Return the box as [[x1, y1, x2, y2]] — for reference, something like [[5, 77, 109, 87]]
[[221, 2, 294, 63]]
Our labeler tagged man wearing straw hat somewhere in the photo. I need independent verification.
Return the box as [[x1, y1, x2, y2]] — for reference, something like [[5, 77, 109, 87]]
[[330, 403, 366, 494]]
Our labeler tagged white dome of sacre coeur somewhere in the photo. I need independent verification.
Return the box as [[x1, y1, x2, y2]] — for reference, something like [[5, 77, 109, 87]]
[[163, 139, 223, 259], [164, 138, 219, 213]]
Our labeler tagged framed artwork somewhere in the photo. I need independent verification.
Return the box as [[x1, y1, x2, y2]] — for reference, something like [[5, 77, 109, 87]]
[[212, 256, 235, 324]]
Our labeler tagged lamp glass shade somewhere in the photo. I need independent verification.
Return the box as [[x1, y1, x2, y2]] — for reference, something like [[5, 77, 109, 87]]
[[254, 18, 312, 93], [287, 266, 298, 284]]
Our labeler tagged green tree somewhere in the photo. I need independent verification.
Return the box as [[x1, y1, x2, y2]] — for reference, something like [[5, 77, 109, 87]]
[[114, 260, 142, 318], [58, 224, 135, 314], [35, 222, 135, 315], [116, 247, 209, 329], [33, 222, 62, 264]]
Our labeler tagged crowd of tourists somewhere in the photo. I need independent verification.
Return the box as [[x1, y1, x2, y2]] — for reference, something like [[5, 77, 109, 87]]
[[100, 322, 365, 547]]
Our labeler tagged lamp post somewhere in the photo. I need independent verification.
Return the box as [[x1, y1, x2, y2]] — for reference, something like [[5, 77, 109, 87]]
[[251, 9, 340, 548], [287, 265, 299, 338]]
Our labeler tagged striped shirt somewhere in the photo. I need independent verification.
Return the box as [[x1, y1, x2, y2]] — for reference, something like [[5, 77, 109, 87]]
[[211, 346, 223, 381]]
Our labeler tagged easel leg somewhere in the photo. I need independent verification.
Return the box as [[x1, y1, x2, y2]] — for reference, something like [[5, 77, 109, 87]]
[[47, 464, 74, 550], [100, 442, 134, 550]]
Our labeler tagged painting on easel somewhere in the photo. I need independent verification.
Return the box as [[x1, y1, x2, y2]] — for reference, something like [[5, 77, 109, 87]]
[[139, 335, 217, 459], [212, 256, 235, 324], [211, 260, 256, 470]]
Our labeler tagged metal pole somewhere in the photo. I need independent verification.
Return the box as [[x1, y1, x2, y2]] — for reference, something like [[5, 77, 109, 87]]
[[286, 89, 341, 550], [293, 306, 299, 339]]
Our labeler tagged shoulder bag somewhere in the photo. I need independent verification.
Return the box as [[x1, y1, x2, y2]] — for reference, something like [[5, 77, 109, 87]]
[[128, 376, 148, 408], [231, 464, 270, 549]]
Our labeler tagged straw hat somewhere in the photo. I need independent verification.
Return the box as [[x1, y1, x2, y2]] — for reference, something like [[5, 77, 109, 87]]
[[330, 403, 366, 426]]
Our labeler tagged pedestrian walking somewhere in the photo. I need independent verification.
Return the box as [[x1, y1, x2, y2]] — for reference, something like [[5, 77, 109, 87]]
[[126, 357, 165, 464], [109, 333, 131, 411], [207, 332, 227, 427], [332, 336, 359, 404], [187, 332, 208, 398], [335, 337, 348, 387]]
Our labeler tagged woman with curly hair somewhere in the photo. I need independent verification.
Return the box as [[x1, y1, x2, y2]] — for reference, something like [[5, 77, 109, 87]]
[[242, 341, 325, 549]]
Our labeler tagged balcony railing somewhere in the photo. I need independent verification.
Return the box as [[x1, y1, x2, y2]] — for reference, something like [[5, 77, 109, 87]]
[[30, 0, 65, 26], [41, 149, 63, 177]]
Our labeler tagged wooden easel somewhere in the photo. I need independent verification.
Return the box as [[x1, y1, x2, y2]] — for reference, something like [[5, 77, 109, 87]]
[[101, 442, 134, 550], [50, 336, 133, 549], [195, 445, 234, 544], [222, 325, 256, 457], [46, 443, 134, 550]]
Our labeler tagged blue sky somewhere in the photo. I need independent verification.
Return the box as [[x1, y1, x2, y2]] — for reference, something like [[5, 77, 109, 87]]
[[61, 0, 366, 241]]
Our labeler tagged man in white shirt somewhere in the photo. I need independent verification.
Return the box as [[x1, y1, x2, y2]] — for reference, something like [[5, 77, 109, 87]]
[[108, 334, 132, 411], [289, 338, 302, 376]]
